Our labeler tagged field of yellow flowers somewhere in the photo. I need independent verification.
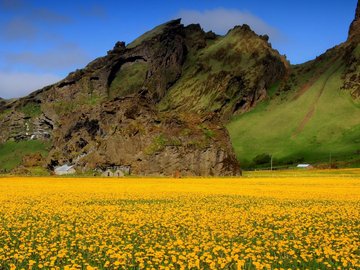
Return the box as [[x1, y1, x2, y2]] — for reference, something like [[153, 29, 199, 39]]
[[1, 171, 360, 269]]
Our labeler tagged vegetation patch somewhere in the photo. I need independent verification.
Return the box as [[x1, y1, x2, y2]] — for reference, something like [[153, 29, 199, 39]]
[[52, 101, 77, 115], [0, 109, 11, 120], [19, 103, 42, 118], [0, 140, 50, 172], [144, 134, 183, 155], [109, 62, 148, 98], [199, 124, 215, 139]]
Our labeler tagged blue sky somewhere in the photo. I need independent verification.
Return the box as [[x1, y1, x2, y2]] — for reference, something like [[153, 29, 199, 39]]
[[0, 0, 357, 98]]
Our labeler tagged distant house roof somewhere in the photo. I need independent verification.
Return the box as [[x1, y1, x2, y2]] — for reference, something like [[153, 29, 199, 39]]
[[55, 164, 75, 172], [297, 164, 311, 168], [54, 164, 76, 175]]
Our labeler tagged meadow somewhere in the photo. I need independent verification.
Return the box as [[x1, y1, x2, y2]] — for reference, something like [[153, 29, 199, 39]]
[[1, 170, 360, 269]]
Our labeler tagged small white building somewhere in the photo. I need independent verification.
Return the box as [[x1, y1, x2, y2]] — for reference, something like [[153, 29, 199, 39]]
[[102, 170, 114, 177], [114, 170, 124, 177], [100, 166, 130, 177], [296, 164, 313, 169], [54, 164, 76, 175]]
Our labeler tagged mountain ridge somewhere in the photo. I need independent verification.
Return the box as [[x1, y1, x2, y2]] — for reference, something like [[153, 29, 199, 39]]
[[1, 19, 255, 175]]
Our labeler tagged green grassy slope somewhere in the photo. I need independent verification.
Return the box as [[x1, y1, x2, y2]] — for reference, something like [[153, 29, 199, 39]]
[[109, 62, 148, 98], [0, 140, 50, 172], [227, 59, 360, 168]]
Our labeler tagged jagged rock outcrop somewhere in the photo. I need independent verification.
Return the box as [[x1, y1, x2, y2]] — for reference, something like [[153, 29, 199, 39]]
[[0, 102, 53, 142], [48, 90, 240, 176], [159, 24, 288, 119], [0, 18, 290, 175], [349, 0, 360, 41], [341, 44, 360, 98], [44, 19, 187, 106], [342, 0, 360, 98]]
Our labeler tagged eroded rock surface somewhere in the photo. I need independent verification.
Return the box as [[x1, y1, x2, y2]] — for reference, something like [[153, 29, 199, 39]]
[[49, 91, 240, 176], [349, 0, 360, 41]]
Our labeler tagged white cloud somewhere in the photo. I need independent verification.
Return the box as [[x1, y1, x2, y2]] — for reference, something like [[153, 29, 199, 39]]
[[178, 8, 282, 41], [1, 17, 38, 41], [5, 43, 90, 71], [0, 71, 62, 99]]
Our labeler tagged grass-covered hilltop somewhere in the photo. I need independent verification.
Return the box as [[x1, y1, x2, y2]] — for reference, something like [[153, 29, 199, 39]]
[[0, 1, 359, 175]]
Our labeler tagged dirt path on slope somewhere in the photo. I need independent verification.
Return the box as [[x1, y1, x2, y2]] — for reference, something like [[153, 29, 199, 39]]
[[292, 57, 339, 101], [292, 63, 342, 137]]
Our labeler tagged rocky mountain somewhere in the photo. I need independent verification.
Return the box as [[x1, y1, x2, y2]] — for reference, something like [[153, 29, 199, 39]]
[[1, 2, 358, 174], [2, 19, 286, 176]]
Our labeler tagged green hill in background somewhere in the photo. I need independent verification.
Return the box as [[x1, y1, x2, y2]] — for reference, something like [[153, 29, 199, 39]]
[[228, 43, 360, 168]]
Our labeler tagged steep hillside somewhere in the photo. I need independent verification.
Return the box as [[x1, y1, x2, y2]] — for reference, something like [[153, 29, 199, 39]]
[[159, 25, 287, 119], [227, 1, 360, 168]]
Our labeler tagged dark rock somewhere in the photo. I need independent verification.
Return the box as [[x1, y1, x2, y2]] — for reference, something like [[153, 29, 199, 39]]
[[0, 98, 6, 111], [260, 34, 269, 42], [349, 0, 360, 41], [205, 31, 217, 40], [22, 153, 44, 167], [48, 92, 241, 176]]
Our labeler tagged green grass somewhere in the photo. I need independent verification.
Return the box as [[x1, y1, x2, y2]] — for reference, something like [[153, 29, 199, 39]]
[[198, 124, 215, 139], [143, 134, 182, 155], [267, 81, 281, 98], [27, 166, 51, 176], [51, 93, 105, 115], [52, 100, 77, 115], [0, 109, 11, 120], [227, 61, 360, 168], [85, 93, 104, 106], [109, 62, 148, 98], [0, 140, 50, 172], [242, 168, 360, 178], [19, 102, 42, 118]]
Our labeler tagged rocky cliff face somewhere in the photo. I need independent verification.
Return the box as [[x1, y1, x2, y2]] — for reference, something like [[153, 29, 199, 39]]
[[0, 98, 6, 112], [349, 0, 360, 41], [342, 0, 360, 98], [49, 90, 240, 176]]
